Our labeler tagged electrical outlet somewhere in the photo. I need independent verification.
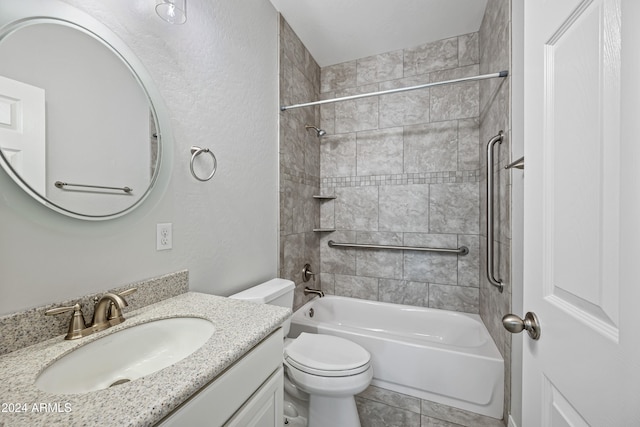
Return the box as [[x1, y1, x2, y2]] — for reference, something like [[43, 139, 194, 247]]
[[156, 223, 172, 250]]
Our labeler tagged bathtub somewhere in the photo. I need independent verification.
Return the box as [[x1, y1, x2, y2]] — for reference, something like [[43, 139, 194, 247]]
[[288, 296, 504, 419]]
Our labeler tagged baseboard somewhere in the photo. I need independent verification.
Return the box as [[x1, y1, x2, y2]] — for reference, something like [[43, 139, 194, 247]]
[[508, 414, 519, 427]]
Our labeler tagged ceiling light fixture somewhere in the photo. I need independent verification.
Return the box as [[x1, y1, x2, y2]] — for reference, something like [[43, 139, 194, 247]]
[[156, 0, 187, 25]]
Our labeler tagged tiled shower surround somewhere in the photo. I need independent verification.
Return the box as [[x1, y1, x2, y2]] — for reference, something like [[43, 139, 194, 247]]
[[279, 1, 511, 424], [317, 37, 482, 313], [478, 0, 512, 423], [278, 16, 322, 310]]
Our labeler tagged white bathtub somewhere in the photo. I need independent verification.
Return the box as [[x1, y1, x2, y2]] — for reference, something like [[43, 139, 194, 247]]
[[288, 296, 504, 419]]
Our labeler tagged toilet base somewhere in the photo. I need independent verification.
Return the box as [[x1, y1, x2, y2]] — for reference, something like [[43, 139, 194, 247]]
[[308, 395, 360, 427]]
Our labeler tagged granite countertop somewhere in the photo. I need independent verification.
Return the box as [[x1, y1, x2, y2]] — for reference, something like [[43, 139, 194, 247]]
[[0, 292, 290, 427]]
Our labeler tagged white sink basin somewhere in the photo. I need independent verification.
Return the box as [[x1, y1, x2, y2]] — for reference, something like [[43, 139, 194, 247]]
[[35, 317, 215, 394]]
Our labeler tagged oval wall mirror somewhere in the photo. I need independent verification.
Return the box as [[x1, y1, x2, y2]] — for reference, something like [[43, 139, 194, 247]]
[[0, 17, 161, 219]]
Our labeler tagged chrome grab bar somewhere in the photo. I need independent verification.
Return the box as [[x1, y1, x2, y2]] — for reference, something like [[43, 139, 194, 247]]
[[486, 131, 504, 292], [328, 240, 469, 255], [54, 181, 132, 194]]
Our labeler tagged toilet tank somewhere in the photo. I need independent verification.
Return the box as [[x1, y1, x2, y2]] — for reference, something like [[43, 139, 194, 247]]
[[229, 279, 295, 335]]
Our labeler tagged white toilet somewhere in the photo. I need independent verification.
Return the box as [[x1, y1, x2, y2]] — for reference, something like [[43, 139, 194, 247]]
[[230, 279, 372, 427]]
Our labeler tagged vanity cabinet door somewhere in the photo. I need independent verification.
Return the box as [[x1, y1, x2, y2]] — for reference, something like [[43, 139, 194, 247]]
[[225, 367, 283, 427], [156, 329, 283, 427]]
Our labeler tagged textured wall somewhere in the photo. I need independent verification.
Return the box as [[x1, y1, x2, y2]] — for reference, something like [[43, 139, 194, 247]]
[[0, 0, 279, 315], [478, 0, 512, 423], [317, 33, 483, 314], [278, 16, 322, 310]]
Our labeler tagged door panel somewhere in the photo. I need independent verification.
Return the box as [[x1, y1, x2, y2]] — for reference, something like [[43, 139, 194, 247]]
[[523, 0, 640, 425], [544, 0, 620, 339], [0, 75, 45, 195]]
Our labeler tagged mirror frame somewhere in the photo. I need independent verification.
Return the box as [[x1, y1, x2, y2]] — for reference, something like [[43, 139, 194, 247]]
[[0, 1, 165, 220]]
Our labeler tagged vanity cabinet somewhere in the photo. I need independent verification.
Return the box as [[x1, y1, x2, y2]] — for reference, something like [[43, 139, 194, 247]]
[[156, 329, 283, 427]]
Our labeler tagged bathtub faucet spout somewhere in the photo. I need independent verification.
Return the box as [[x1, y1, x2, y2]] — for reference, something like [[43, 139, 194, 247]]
[[304, 287, 324, 298]]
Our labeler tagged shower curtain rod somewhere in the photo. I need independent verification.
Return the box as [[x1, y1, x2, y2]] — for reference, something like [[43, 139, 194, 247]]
[[280, 70, 508, 111]]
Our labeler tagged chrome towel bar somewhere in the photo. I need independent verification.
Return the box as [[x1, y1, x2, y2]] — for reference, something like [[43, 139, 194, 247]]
[[486, 131, 504, 292], [328, 240, 468, 255], [54, 181, 132, 193]]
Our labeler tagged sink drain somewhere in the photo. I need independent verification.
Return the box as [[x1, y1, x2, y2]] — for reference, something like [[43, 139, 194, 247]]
[[109, 378, 131, 387]]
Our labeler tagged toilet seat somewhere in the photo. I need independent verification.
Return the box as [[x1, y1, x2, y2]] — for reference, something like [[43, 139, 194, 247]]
[[285, 333, 371, 377]]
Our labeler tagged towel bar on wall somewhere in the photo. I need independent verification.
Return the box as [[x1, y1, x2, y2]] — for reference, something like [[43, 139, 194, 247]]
[[54, 181, 133, 194], [486, 131, 504, 292], [328, 240, 469, 255]]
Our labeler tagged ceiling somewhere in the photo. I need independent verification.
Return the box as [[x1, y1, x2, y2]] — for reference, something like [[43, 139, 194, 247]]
[[268, 0, 489, 67]]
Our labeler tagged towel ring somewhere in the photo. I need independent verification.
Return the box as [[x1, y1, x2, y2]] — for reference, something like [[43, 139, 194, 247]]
[[190, 146, 217, 181]]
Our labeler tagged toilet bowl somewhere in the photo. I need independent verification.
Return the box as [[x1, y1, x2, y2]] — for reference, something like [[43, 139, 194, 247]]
[[230, 279, 372, 427]]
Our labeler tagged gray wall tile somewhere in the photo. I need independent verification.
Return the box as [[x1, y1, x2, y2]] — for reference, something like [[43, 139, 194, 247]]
[[404, 121, 458, 173], [379, 74, 431, 127], [335, 275, 379, 300], [335, 186, 379, 231], [319, 272, 335, 295], [315, 26, 484, 315], [335, 84, 380, 133], [404, 37, 458, 77], [321, 133, 356, 177], [357, 249, 403, 280], [458, 234, 480, 287], [431, 81, 479, 122], [321, 60, 357, 93], [458, 33, 479, 67], [320, 230, 356, 275], [379, 185, 430, 232], [379, 279, 429, 307], [429, 182, 479, 234], [319, 198, 335, 229], [403, 234, 458, 285], [357, 50, 404, 86], [428, 283, 479, 313], [357, 127, 404, 176], [458, 118, 480, 170]]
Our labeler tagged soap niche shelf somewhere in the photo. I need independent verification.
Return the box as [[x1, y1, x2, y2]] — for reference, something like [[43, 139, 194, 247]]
[[313, 195, 335, 232]]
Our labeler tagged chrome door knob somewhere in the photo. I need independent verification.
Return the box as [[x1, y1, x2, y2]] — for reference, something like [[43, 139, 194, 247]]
[[502, 312, 541, 340]]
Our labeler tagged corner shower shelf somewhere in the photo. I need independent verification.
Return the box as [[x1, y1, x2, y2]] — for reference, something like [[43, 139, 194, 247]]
[[313, 228, 336, 232], [312, 195, 336, 200]]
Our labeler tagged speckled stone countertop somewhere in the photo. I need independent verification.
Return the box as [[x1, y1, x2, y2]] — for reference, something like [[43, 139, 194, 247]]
[[0, 292, 290, 427]]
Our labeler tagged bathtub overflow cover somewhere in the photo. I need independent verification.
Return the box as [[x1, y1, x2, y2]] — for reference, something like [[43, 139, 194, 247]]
[[309, 308, 314, 318]]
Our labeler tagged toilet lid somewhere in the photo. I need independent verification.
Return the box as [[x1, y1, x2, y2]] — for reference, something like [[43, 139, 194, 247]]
[[284, 333, 371, 377]]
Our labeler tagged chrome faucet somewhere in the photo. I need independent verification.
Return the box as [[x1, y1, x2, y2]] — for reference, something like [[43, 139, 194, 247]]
[[45, 288, 136, 340], [304, 287, 324, 298]]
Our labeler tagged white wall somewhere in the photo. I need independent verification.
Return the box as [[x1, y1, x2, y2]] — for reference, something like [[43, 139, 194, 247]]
[[0, 0, 280, 315]]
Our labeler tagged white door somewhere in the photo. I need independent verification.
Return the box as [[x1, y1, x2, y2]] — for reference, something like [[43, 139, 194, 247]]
[[522, 0, 640, 425], [0, 75, 46, 195]]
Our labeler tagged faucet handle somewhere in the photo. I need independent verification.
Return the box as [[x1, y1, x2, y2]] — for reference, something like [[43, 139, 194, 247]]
[[45, 303, 87, 340], [117, 287, 137, 298], [45, 304, 79, 316], [302, 264, 316, 282]]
